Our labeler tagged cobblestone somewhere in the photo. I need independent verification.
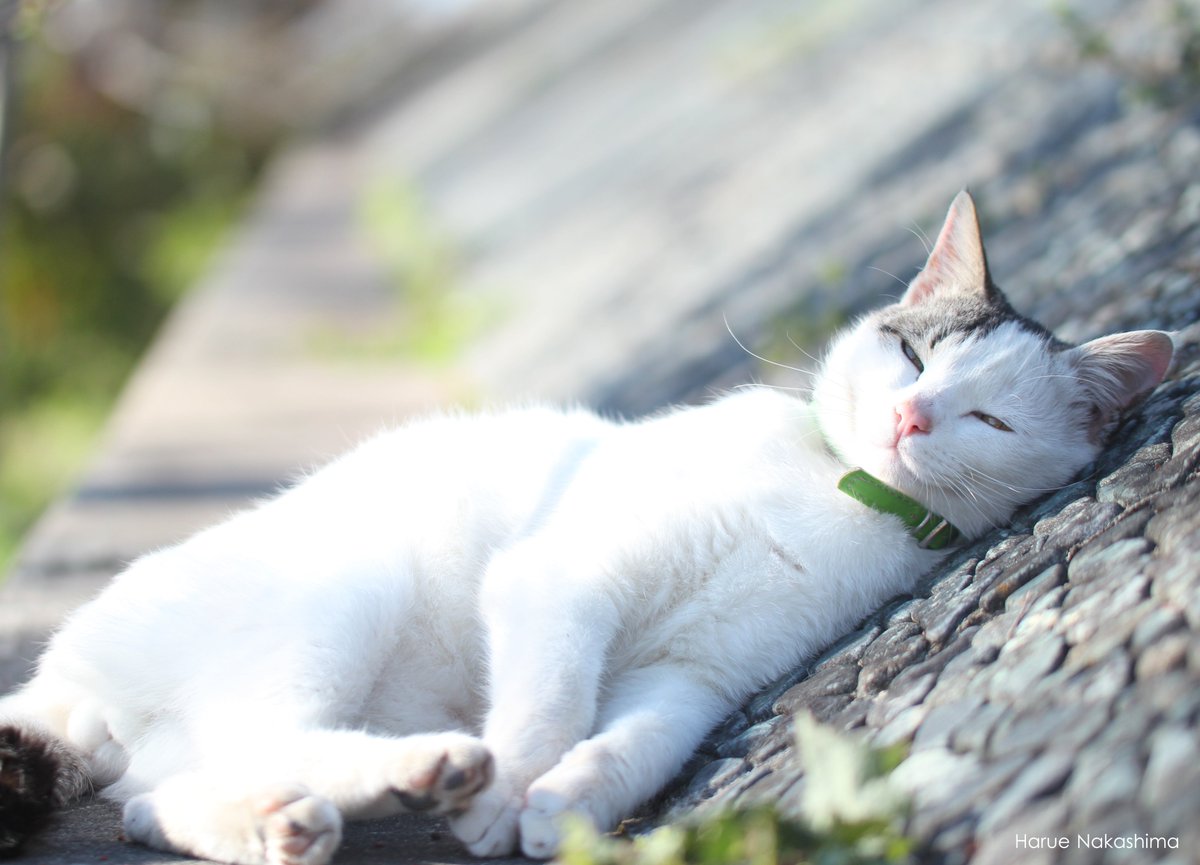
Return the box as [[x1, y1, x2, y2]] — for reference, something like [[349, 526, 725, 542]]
[[1067, 742, 1142, 823]]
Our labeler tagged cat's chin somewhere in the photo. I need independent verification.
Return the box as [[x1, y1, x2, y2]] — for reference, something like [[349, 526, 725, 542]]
[[863, 448, 934, 502]]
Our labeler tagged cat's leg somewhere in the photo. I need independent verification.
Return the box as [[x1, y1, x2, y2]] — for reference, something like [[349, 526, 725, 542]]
[[517, 665, 728, 858], [249, 728, 493, 819], [121, 728, 492, 865], [449, 544, 620, 856]]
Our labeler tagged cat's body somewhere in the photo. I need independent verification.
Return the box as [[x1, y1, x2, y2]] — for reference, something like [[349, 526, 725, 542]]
[[0, 193, 1174, 865]]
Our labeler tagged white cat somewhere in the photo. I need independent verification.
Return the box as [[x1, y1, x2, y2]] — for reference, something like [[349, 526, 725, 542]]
[[0, 192, 1173, 865]]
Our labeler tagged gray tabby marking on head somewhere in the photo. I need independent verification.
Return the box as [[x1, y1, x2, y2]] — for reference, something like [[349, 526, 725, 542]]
[[875, 191, 1063, 350]]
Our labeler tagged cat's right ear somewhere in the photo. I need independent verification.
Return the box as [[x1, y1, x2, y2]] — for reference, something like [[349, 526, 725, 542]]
[[903, 190, 993, 306], [1069, 329, 1175, 435]]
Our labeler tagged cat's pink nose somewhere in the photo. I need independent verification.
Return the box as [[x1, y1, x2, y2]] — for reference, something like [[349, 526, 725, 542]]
[[895, 399, 932, 440]]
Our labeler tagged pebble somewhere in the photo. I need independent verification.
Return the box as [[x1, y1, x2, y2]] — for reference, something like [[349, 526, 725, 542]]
[[1077, 650, 1132, 704], [975, 750, 1074, 836], [1001, 564, 1066, 615], [1067, 742, 1141, 822], [916, 585, 981, 647], [1140, 726, 1200, 809], [745, 666, 809, 722], [912, 695, 984, 752], [1134, 632, 1189, 679], [715, 720, 777, 759], [770, 661, 858, 716], [682, 757, 749, 800], [866, 670, 934, 728], [987, 634, 1066, 702], [856, 621, 928, 695], [1095, 441, 1171, 505], [950, 701, 1008, 755], [1130, 605, 1185, 652], [1065, 537, 1151, 586], [988, 704, 1103, 759]]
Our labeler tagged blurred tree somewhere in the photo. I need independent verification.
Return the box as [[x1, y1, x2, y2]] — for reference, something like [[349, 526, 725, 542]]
[[0, 2, 278, 569], [0, 1, 16, 202]]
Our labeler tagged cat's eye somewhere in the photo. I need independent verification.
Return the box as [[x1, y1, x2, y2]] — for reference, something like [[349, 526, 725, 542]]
[[972, 411, 1013, 432], [900, 339, 924, 374]]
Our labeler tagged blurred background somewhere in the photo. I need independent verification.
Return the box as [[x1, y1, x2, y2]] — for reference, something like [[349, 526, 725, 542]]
[[1, 0, 1197, 571], [0, 0, 539, 566]]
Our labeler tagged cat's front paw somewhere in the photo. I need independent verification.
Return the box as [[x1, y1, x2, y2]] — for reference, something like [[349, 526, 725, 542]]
[[388, 734, 493, 814], [448, 784, 522, 857], [519, 788, 580, 859], [519, 752, 618, 858]]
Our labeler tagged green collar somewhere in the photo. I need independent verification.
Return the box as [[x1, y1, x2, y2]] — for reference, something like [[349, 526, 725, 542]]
[[837, 468, 961, 550]]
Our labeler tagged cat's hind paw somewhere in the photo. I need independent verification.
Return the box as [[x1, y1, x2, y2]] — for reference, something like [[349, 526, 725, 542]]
[[123, 783, 342, 865], [255, 786, 342, 865]]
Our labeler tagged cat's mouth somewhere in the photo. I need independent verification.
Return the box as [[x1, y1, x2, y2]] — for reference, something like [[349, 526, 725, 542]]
[[878, 438, 934, 495]]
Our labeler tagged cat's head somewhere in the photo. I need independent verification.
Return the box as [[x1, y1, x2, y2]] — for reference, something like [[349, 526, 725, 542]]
[[813, 190, 1174, 539]]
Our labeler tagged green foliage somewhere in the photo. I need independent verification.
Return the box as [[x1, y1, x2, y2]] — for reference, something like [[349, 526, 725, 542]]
[[0, 394, 105, 567], [557, 715, 915, 865], [0, 15, 272, 573], [715, 0, 870, 82], [1055, 1, 1200, 106], [1055, 4, 1114, 61], [326, 178, 495, 364], [758, 263, 850, 377], [791, 714, 909, 837]]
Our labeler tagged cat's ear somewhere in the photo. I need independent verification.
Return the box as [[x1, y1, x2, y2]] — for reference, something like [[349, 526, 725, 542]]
[[1069, 330, 1175, 430], [903, 190, 994, 306]]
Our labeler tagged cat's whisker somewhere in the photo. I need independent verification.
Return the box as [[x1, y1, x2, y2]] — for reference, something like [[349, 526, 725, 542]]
[[942, 478, 994, 528], [953, 458, 1076, 495], [1022, 373, 1083, 384], [907, 222, 933, 256], [783, 332, 824, 368], [869, 266, 911, 290], [733, 382, 814, 395], [722, 315, 814, 377]]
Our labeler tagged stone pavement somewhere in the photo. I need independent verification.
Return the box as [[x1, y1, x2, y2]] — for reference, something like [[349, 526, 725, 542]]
[[3, 0, 1199, 863]]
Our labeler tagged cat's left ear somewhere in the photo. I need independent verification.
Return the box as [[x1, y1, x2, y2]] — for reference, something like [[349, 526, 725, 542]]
[[1069, 330, 1175, 428], [903, 190, 995, 306]]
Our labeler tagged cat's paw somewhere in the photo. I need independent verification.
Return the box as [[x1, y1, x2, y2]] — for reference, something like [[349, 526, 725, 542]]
[[123, 784, 342, 865], [448, 783, 522, 857], [519, 788, 581, 859], [255, 786, 342, 865], [389, 734, 493, 814]]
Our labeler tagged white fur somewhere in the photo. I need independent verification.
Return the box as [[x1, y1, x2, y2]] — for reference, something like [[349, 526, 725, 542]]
[[0, 193, 1172, 864], [0, 390, 947, 863]]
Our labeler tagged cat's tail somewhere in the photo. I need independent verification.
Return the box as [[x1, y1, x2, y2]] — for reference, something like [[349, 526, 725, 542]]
[[0, 704, 91, 858]]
